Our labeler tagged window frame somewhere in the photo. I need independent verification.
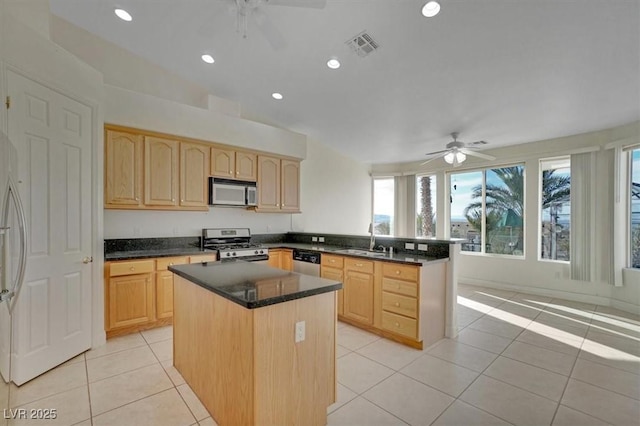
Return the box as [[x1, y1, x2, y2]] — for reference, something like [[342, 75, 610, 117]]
[[371, 176, 395, 236], [628, 148, 640, 269], [538, 156, 571, 264], [448, 163, 526, 259]]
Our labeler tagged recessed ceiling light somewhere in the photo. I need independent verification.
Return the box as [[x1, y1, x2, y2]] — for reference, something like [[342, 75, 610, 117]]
[[421, 1, 441, 17], [201, 54, 215, 64], [272, 92, 283, 100], [114, 8, 133, 22], [327, 58, 341, 69]]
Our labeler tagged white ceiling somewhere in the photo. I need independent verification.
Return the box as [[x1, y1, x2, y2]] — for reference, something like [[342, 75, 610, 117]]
[[48, 0, 640, 164]]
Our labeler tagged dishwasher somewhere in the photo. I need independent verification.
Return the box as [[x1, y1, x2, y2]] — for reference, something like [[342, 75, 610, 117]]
[[292, 249, 321, 276]]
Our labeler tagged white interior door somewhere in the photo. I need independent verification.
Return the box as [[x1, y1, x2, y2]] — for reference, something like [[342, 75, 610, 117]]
[[7, 70, 93, 385]]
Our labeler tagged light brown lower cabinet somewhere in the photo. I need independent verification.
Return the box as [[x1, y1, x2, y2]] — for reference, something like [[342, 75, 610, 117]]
[[343, 270, 374, 325], [326, 254, 446, 349], [105, 255, 214, 338], [108, 273, 155, 330], [268, 249, 293, 271]]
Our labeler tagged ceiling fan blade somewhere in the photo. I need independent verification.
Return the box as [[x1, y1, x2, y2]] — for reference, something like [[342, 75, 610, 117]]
[[468, 140, 488, 146], [267, 0, 327, 8], [420, 153, 444, 166], [460, 148, 496, 161], [252, 8, 287, 49], [423, 149, 449, 157]]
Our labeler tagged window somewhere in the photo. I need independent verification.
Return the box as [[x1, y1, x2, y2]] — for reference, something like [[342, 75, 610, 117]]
[[631, 149, 640, 268], [540, 158, 571, 262], [416, 175, 437, 237], [373, 177, 394, 235], [450, 166, 525, 256]]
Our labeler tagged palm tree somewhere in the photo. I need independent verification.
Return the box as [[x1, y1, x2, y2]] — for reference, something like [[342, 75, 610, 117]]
[[419, 176, 434, 236], [463, 167, 570, 253]]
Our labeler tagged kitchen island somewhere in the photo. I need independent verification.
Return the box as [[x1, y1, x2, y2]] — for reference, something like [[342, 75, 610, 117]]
[[168, 261, 342, 426]]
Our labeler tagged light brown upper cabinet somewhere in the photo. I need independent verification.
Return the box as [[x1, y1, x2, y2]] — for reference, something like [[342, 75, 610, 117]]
[[281, 159, 300, 212], [144, 136, 179, 207], [257, 156, 300, 213], [105, 129, 143, 207], [180, 142, 210, 208], [211, 148, 258, 182]]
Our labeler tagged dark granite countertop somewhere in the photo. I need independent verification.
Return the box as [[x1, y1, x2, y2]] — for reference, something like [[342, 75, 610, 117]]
[[105, 248, 211, 261], [263, 243, 448, 266], [169, 261, 342, 309]]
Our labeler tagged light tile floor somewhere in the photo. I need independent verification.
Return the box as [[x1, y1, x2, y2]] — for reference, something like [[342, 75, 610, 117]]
[[6, 284, 640, 426]]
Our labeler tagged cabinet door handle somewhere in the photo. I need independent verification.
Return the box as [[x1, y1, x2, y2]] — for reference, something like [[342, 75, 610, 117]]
[[135, 197, 140, 201]]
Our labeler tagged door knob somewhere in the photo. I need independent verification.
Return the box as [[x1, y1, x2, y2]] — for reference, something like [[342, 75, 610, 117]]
[[82, 256, 93, 264]]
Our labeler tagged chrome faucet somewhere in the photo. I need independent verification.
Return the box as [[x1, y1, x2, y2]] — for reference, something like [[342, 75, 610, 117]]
[[368, 223, 375, 251]]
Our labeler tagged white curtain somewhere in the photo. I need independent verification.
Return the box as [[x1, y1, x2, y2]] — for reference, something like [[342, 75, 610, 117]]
[[570, 152, 596, 281], [393, 175, 416, 237]]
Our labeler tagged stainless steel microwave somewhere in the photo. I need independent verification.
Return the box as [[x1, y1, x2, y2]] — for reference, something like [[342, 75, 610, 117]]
[[208, 177, 257, 206]]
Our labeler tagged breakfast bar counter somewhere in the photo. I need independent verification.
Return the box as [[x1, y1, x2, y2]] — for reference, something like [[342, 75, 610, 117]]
[[168, 261, 341, 426]]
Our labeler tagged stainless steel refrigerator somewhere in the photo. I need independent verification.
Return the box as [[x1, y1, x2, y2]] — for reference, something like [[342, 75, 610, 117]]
[[0, 131, 28, 388]]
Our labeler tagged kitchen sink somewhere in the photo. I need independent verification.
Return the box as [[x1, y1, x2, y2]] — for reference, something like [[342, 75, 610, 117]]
[[334, 249, 387, 257]]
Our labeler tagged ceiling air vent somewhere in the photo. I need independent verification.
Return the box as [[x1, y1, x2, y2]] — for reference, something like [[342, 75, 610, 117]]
[[346, 31, 380, 57]]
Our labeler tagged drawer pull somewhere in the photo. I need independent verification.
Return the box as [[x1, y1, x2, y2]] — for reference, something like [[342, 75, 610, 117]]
[[395, 270, 401, 275], [395, 322, 400, 327], [356, 263, 363, 267], [330, 259, 335, 263], [169, 263, 174, 266], [130, 267, 135, 271], [395, 302, 400, 307]]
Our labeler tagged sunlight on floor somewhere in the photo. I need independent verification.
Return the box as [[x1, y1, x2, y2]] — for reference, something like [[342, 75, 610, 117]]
[[458, 293, 640, 362]]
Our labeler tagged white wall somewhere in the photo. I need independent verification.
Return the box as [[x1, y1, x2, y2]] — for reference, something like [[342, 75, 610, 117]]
[[104, 208, 292, 239], [292, 138, 371, 234], [372, 122, 640, 313]]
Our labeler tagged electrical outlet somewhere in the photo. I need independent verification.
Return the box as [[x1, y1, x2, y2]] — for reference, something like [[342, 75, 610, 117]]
[[405, 243, 415, 250], [318, 236, 325, 243], [295, 321, 306, 343], [311, 236, 318, 242], [418, 244, 429, 251]]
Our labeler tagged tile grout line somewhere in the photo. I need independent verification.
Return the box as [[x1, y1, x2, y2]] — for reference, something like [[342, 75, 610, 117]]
[[83, 353, 94, 426]]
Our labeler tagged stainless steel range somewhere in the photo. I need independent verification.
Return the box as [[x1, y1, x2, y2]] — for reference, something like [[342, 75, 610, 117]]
[[201, 228, 269, 263]]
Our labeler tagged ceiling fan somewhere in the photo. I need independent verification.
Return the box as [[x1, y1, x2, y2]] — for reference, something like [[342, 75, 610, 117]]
[[420, 132, 496, 167], [232, 0, 327, 49]]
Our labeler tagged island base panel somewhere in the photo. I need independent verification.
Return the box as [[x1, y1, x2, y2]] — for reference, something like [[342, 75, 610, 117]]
[[173, 275, 336, 426]]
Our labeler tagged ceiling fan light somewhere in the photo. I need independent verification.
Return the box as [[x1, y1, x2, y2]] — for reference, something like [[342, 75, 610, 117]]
[[444, 152, 455, 164], [455, 151, 466, 163], [114, 8, 133, 22], [272, 92, 283, 100], [421, 1, 441, 18]]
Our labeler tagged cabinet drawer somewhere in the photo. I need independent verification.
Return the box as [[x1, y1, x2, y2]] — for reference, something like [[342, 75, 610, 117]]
[[382, 263, 419, 282], [382, 277, 418, 298], [156, 256, 189, 271], [109, 260, 155, 277], [381, 311, 418, 339], [321, 254, 344, 268], [189, 254, 217, 263], [382, 291, 418, 319], [344, 258, 374, 274]]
